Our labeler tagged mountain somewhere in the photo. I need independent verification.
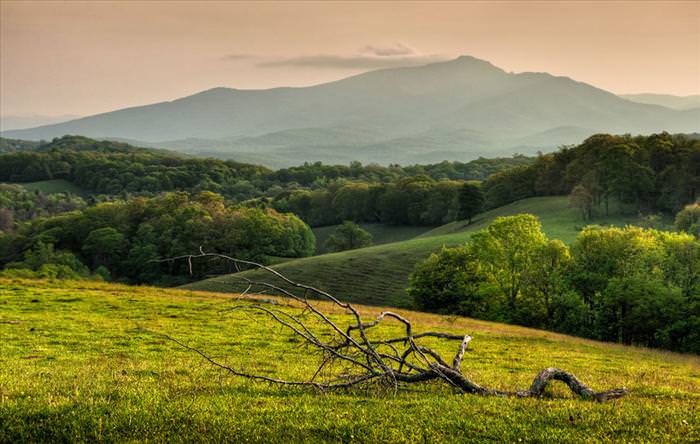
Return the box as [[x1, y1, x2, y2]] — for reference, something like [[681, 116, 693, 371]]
[[0, 114, 81, 132], [4, 56, 699, 166], [621, 93, 700, 110]]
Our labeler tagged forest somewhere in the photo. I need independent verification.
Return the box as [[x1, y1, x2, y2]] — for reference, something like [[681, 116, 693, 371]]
[[482, 132, 700, 213], [408, 212, 700, 353]]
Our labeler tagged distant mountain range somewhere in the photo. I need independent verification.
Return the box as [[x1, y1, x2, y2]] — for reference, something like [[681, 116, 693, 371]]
[[621, 93, 700, 111], [3, 56, 699, 167]]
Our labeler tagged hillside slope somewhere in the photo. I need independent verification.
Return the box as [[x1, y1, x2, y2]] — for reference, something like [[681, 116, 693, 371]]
[[183, 196, 641, 307], [4, 56, 698, 166], [1, 279, 697, 442]]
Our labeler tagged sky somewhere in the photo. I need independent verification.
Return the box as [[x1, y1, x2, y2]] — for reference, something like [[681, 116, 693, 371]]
[[1, 1, 699, 118]]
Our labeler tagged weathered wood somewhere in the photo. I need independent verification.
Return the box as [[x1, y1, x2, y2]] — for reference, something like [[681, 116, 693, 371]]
[[161, 251, 628, 402]]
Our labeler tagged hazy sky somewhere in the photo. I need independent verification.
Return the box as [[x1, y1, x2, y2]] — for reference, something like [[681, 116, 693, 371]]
[[1, 1, 699, 117]]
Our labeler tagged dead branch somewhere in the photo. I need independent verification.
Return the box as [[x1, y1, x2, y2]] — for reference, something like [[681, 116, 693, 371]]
[[161, 251, 628, 402]]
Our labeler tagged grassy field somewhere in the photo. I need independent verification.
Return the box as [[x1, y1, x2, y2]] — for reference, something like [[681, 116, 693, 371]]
[[13, 179, 86, 195], [1, 279, 697, 443], [312, 223, 432, 254], [184, 197, 641, 307]]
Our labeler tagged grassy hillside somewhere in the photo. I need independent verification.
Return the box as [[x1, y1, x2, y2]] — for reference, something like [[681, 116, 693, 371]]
[[184, 197, 641, 307], [1, 279, 697, 442], [312, 223, 432, 255], [420, 196, 642, 243], [14, 179, 86, 195]]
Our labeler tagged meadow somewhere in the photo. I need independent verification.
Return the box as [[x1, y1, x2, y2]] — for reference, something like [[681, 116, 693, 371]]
[[312, 223, 432, 255], [15, 179, 87, 196], [0, 278, 697, 442], [184, 196, 642, 307]]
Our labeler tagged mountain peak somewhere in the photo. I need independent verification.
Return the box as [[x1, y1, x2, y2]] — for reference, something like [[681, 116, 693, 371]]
[[436, 55, 504, 73]]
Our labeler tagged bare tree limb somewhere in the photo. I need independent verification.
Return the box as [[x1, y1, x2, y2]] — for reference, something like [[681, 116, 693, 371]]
[[159, 251, 628, 402]]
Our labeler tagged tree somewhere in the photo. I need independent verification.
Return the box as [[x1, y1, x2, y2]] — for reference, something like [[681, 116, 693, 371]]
[[83, 227, 126, 268], [675, 203, 700, 236], [5, 241, 91, 279], [569, 184, 594, 221], [408, 245, 491, 316], [470, 214, 547, 317], [457, 182, 484, 223], [0, 207, 14, 232], [324, 221, 373, 252], [524, 239, 572, 326], [595, 275, 683, 347]]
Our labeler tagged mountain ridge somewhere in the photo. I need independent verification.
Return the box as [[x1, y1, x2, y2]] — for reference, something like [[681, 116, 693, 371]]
[[3, 55, 698, 166]]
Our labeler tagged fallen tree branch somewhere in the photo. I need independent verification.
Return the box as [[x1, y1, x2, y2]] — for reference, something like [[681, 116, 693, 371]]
[[161, 251, 628, 401]]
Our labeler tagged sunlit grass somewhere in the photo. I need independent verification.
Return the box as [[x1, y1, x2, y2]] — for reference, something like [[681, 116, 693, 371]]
[[1, 279, 698, 442]]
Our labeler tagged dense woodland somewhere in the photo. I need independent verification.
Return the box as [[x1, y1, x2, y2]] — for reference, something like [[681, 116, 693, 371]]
[[0, 184, 86, 229], [0, 136, 528, 227], [0, 192, 313, 285], [408, 212, 700, 353], [483, 132, 700, 213]]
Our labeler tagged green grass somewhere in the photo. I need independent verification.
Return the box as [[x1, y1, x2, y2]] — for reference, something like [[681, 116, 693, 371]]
[[13, 179, 86, 195], [0, 279, 697, 443], [184, 197, 641, 307], [312, 223, 433, 255]]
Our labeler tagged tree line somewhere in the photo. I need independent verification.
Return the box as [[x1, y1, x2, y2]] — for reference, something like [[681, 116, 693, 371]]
[[0, 191, 314, 285], [0, 136, 527, 227], [482, 132, 700, 214], [0, 184, 86, 231], [408, 212, 700, 353], [269, 177, 480, 227]]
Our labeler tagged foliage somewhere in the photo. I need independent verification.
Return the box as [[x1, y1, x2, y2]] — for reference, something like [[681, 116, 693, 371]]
[[407, 245, 490, 316], [457, 182, 484, 223], [324, 221, 373, 252], [2, 242, 92, 280], [0, 136, 534, 229], [568, 184, 593, 221], [482, 132, 699, 215], [0, 192, 315, 285], [0, 183, 86, 230], [410, 216, 700, 353], [675, 202, 700, 237]]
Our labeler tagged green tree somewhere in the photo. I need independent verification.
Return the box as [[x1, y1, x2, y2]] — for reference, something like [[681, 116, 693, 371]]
[[408, 245, 492, 316], [569, 184, 593, 221], [5, 242, 90, 279], [457, 182, 484, 223], [470, 214, 547, 317], [324, 221, 373, 252], [83, 227, 126, 268], [675, 203, 700, 236], [523, 239, 572, 326]]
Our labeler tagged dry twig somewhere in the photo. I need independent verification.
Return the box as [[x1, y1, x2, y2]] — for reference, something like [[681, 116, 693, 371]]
[[161, 251, 628, 401]]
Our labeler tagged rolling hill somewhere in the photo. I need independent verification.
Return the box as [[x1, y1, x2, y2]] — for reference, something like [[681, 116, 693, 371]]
[[182, 196, 642, 307], [1, 278, 697, 442], [4, 56, 699, 167]]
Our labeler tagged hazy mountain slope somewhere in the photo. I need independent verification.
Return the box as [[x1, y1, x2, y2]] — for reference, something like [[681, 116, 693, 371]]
[[4, 56, 698, 166], [621, 93, 700, 110]]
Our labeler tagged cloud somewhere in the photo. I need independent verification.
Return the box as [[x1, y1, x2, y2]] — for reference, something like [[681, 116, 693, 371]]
[[221, 44, 449, 70], [359, 43, 416, 57], [221, 53, 256, 61], [257, 49, 448, 70]]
